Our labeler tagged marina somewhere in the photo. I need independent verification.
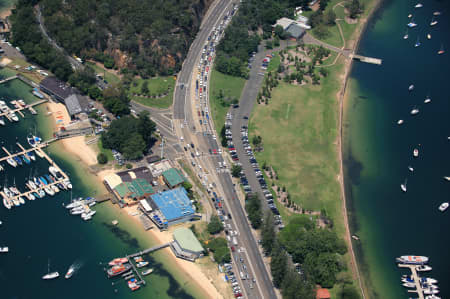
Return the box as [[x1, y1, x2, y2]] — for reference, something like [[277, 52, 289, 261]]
[[0, 98, 47, 123]]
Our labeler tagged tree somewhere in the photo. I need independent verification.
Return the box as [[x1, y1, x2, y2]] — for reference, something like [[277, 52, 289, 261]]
[[314, 24, 330, 39], [122, 133, 146, 160], [97, 153, 108, 164], [261, 212, 276, 255], [271, 242, 288, 288], [281, 269, 315, 299], [325, 10, 336, 25], [347, 0, 362, 19], [265, 40, 273, 50], [245, 194, 262, 229], [304, 252, 341, 287], [319, 68, 329, 77], [252, 135, 262, 147], [207, 237, 230, 263], [208, 215, 224, 234], [141, 81, 149, 94], [231, 164, 242, 177], [274, 25, 285, 39]]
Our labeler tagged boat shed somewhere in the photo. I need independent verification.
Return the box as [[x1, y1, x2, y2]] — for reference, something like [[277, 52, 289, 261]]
[[40, 76, 74, 101], [286, 23, 306, 39], [171, 227, 204, 261], [149, 187, 194, 227], [64, 94, 83, 116], [162, 168, 185, 188]]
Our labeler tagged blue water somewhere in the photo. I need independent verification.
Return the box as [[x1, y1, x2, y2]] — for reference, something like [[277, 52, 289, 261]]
[[344, 0, 450, 298]]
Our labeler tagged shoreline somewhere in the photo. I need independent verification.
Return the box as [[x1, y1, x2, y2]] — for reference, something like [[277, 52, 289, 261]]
[[42, 102, 225, 298], [337, 0, 383, 298]]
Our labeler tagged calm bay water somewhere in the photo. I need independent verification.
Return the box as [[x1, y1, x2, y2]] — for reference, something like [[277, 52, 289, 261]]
[[0, 74, 197, 299], [344, 0, 450, 298]]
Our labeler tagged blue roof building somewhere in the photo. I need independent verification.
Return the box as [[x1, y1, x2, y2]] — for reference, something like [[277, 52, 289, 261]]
[[150, 187, 195, 227]]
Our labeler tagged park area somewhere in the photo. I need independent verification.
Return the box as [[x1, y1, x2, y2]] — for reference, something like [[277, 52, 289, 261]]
[[209, 69, 246, 131], [128, 77, 176, 109]]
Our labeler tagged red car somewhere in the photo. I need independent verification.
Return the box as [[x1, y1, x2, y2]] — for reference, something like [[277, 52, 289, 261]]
[[234, 293, 242, 298], [231, 246, 235, 252], [212, 149, 217, 154]]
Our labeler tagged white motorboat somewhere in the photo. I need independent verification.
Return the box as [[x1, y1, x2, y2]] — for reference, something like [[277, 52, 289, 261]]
[[424, 96, 431, 103], [430, 17, 438, 26], [401, 179, 407, 192], [17, 196, 25, 205], [396, 255, 429, 264], [0, 247, 9, 253], [408, 166, 414, 172], [408, 84, 415, 91], [51, 185, 59, 193], [413, 148, 419, 157], [443, 176, 450, 181], [407, 21, 417, 28], [426, 295, 441, 299], [438, 202, 448, 212], [427, 33, 431, 40], [421, 277, 438, 284], [28, 180, 37, 190], [411, 108, 419, 115], [397, 119, 404, 125], [404, 29, 409, 39], [2, 197, 11, 209], [6, 158, 17, 167], [44, 187, 55, 196], [9, 113, 19, 122], [433, 11, 441, 16], [424, 288, 439, 295], [416, 265, 432, 272], [402, 282, 416, 288], [415, 3, 423, 8], [63, 179, 72, 189]]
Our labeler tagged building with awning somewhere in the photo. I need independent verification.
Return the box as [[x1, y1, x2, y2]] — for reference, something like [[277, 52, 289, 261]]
[[171, 227, 204, 261]]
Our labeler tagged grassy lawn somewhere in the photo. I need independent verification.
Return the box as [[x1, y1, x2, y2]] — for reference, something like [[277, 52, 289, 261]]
[[96, 138, 114, 162], [313, 24, 344, 48], [249, 58, 344, 231], [5, 58, 46, 83], [86, 62, 120, 84], [209, 68, 246, 132], [129, 77, 175, 109], [266, 52, 281, 73]]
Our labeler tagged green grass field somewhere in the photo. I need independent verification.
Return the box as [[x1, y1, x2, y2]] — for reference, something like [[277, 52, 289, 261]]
[[209, 68, 246, 131], [96, 138, 114, 162], [266, 53, 281, 73], [249, 57, 344, 230], [128, 77, 176, 109], [86, 62, 120, 84]]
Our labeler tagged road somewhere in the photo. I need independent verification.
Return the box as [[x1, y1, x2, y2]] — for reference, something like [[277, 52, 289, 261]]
[[171, 1, 278, 298]]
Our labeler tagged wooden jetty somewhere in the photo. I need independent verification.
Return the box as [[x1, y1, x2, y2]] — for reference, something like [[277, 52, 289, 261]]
[[350, 54, 382, 65], [0, 99, 47, 122], [0, 142, 70, 207], [0, 75, 18, 84], [398, 264, 424, 299]]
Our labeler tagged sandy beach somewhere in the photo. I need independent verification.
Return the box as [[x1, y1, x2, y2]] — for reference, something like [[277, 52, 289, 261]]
[[46, 101, 98, 166], [123, 206, 229, 299]]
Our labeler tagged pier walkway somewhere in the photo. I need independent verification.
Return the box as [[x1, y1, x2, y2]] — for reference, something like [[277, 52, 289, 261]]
[[0, 99, 47, 122], [126, 243, 170, 259], [0, 75, 18, 84], [349, 54, 382, 65], [398, 264, 424, 299], [1, 142, 70, 207]]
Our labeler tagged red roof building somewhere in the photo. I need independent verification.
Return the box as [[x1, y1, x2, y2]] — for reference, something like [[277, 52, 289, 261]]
[[316, 288, 331, 299]]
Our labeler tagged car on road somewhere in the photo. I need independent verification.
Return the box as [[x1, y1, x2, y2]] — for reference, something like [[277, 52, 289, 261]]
[[243, 116, 248, 119]]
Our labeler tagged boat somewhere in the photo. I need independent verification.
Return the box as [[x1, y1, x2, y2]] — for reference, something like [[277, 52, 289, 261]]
[[21, 154, 31, 165], [404, 29, 409, 39], [28, 180, 37, 190], [0, 247, 9, 253], [426, 295, 441, 299], [413, 148, 419, 157], [17, 196, 25, 205], [51, 184, 59, 193], [42, 259, 60, 280], [71, 206, 85, 215], [430, 17, 438, 26], [11, 198, 20, 207], [0, 117, 4, 126], [438, 44, 445, 55], [142, 268, 154, 276], [107, 263, 132, 277], [108, 257, 129, 266], [63, 180, 72, 189], [438, 202, 448, 212], [424, 96, 431, 103], [49, 166, 63, 179], [424, 288, 440, 295], [65, 266, 75, 279], [35, 149, 44, 158], [13, 156, 23, 166], [416, 265, 432, 271], [444, 176, 450, 181], [38, 189, 46, 198], [408, 166, 414, 172], [82, 210, 96, 218], [10, 186, 19, 195], [433, 11, 441, 16], [127, 278, 140, 291], [39, 176, 48, 185], [414, 3, 423, 8], [408, 84, 414, 91], [397, 119, 404, 125], [0, 164, 3, 171], [134, 256, 144, 263], [121, 270, 133, 277], [407, 21, 417, 28], [401, 180, 407, 192], [33, 192, 42, 199], [2, 196, 11, 209], [9, 113, 19, 122], [421, 277, 438, 284], [44, 186, 55, 196], [3, 186, 13, 197], [427, 33, 431, 40], [25, 193, 35, 201], [82, 215, 92, 221], [402, 282, 416, 288], [6, 158, 17, 168], [414, 37, 421, 47], [136, 261, 149, 268], [410, 107, 419, 115], [27, 134, 42, 148], [27, 152, 36, 161], [65, 198, 84, 209], [396, 255, 429, 264]]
